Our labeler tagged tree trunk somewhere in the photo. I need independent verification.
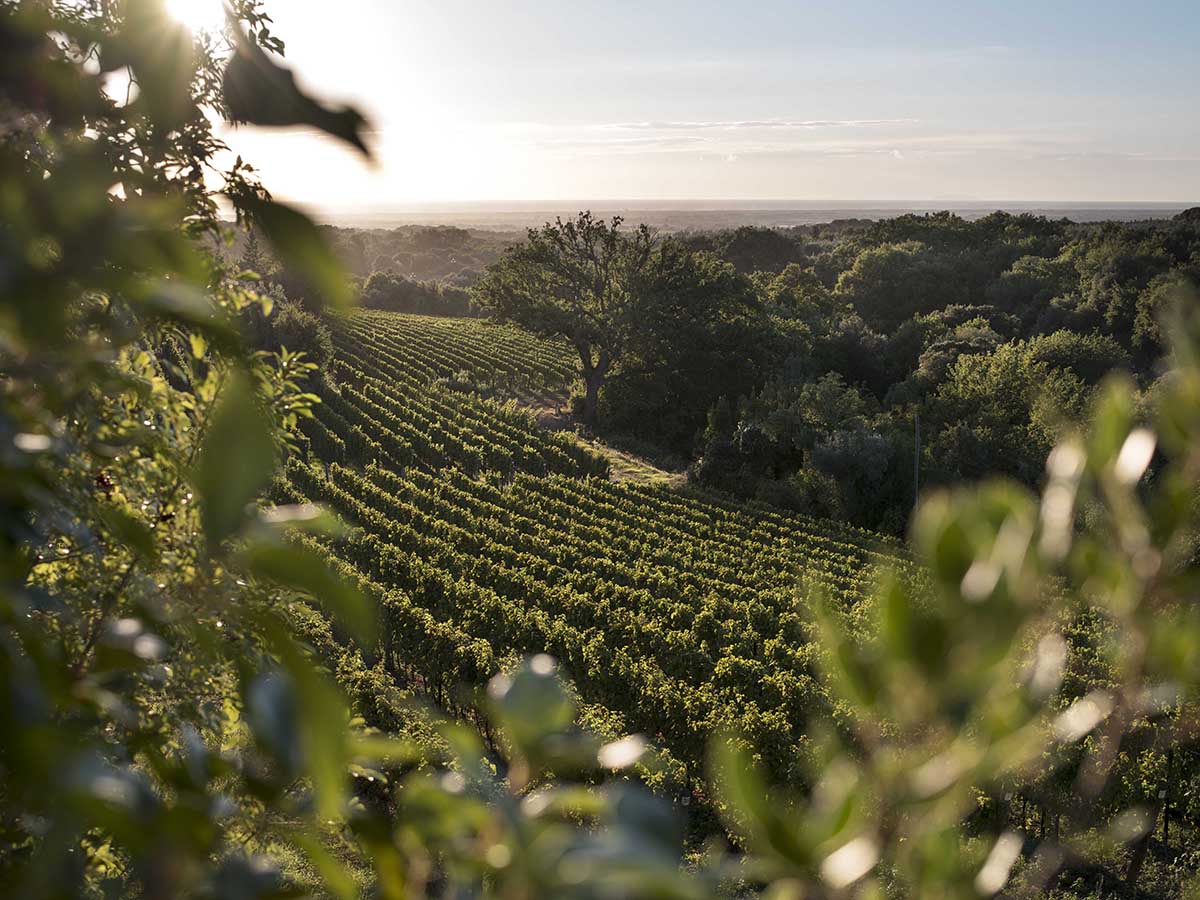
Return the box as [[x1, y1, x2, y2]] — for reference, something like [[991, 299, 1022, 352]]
[[582, 374, 602, 427], [575, 341, 607, 429]]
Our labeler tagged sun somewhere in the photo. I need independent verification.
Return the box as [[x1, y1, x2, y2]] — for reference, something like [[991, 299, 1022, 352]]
[[164, 0, 226, 35]]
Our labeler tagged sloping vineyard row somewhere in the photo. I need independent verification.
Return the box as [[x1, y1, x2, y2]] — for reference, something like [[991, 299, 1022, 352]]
[[287, 460, 826, 786], [340, 310, 577, 390], [288, 312, 905, 788], [298, 323, 605, 478]]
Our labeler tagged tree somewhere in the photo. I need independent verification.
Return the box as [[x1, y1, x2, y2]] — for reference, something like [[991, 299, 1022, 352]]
[[757, 262, 846, 328], [925, 340, 1091, 485], [238, 227, 275, 280], [834, 241, 966, 331], [986, 252, 1076, 321], [686, 225, 807, 275], [360, 269, 478, 317], [0, 2, 379, 894], [600, 245, 770, 451], [1026, 329, 1131, 384], [474, 212, 656, 426], [268, 299, 335, 371]]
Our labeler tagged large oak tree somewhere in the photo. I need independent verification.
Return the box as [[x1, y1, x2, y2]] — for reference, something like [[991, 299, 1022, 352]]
[[475, 212, 766, 436], [473, 212, 656, 425]]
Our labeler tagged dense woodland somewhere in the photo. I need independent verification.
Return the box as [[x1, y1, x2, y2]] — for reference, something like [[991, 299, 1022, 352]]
[[687, 211, 1200, 531], [6, 2, 1200, 899]]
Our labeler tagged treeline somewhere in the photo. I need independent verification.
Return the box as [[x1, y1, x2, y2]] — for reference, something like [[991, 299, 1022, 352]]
[[358, 270, 482, 317], [687, 211, 1200, 532], [476, 211, 1199, 534], [233, 228, 494, 319], [327, 224, 518, 285]]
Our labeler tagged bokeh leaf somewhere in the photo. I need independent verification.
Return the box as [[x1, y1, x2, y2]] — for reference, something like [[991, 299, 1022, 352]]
[[238, 539, 375, 645], [241, 197, 354, 310], [223, 26, 371, 157], [194, 371, 277, 545]]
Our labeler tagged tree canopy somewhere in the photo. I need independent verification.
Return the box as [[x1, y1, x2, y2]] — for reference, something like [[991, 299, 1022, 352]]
[[473, 212, 656, 424], [475, 212, 767, 437]]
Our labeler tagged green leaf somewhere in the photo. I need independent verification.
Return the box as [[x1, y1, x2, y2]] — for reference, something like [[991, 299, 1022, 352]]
[[521, 785, 608, 821], [239, 539, 375, 645], [712, 736, 810, 870], [97, 504, 157, 563], [194, 372, 277, 546], [349, 734, 425, 767], [137, 281, 240, 350], [255, 616, 352, 823], [809, 584, 878, 710], [246, 670, 303, 775], [878, 573, 913, 662], [223, 28, 372, 158], [609, 784, 683, 863], [259, 503, 346, 536], [241, 198, 354, 310], [292, 831, 358, 900], [487, 655, 575, 758], [1089, 376, 1137, 470], [291, 662, 351, 823]]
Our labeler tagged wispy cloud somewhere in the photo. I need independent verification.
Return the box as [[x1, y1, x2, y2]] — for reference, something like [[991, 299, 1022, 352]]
[[599, 118, 920, 131], [514, 118, 925, 157], [482, 119, 1200, 168], [535, 135, 708, 149]]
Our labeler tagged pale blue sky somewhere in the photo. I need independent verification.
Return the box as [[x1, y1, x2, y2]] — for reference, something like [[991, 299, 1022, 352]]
[[199, 0, 1200, 208]]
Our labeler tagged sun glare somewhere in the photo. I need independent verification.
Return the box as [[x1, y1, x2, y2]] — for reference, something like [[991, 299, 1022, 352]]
[[164, 0, 226, 34]]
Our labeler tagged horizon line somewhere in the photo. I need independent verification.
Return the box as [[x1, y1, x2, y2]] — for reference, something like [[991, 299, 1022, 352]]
[[300, 198, 1199, 211]]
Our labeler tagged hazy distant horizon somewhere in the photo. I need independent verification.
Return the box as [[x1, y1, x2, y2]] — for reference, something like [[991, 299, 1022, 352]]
[[307, 200, 1198, 233]]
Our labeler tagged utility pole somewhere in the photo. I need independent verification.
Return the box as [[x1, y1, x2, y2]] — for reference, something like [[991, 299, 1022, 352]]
[[913, 408, 921, 512]]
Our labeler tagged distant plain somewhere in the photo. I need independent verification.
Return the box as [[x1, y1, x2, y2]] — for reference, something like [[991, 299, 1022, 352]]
[[311, 200, 1197, 231]]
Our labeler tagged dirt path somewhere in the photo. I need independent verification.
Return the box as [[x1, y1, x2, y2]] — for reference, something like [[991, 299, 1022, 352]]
[[516, 388, 687, 487]]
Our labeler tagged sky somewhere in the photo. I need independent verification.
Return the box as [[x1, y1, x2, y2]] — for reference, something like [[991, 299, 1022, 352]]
[[187, 0, 1200, 212]]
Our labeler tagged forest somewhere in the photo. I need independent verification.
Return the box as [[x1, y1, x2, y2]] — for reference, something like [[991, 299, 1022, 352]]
[[4, 2, 1200, 900]]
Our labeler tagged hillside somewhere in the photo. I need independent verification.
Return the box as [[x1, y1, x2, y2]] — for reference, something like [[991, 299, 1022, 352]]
[[285, 311, 908, 792]]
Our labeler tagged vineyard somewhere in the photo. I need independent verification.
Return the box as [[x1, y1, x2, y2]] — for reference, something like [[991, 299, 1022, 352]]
[[300, 311, 604, 478], [288, 311, 909, 796]]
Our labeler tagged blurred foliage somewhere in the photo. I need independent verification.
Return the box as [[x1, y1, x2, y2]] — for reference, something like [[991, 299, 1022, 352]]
[[3, 2, 1200, 899]]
